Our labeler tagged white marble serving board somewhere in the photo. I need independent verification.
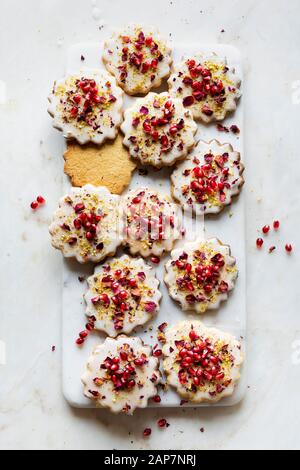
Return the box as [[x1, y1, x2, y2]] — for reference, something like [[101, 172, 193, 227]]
[[62, 42, 246, 408]]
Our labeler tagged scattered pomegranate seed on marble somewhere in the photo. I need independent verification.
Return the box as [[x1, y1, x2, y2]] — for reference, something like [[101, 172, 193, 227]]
[[30, 201, 39, 210], [143, 428, 152, 437], [262, 225, 270, 234], [285, 244, 293, 253], [256, 238, 264, 248], [37, 195, 45, 204]]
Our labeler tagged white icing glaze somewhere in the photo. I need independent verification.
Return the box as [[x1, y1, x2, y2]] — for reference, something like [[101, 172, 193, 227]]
[[121, 92, 197, 167], [168, 54, 241, 123], [49, 185, 122, 263], [171, 139, 244, 215], [48, 69, 123, 145], [120, 187, 182, 257], [103, 24, 172, 95], [82, 335, 160, 414], [164, 238, 237, 313], [162, 320, 243, 403], [84, 255, 162, 337]]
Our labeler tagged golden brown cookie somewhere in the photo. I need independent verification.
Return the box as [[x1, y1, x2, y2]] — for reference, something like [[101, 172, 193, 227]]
[[64, 135, 136, 195]]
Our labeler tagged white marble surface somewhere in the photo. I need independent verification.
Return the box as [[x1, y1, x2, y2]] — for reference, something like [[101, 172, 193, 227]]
[[0, 0, 299, 450]]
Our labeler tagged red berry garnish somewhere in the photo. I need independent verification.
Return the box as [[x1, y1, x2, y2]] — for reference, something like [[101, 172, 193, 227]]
[[30, 201, 39, 210], [37, 195, 45, 204], [273, 220, 280, 230], [79, 330, 88, 339], [152, 395, 161, 403], [285, 243, 293, 253], [76, 338, 84, 345], [256, 238, 264, 248], [143, 428, 151, 437], [153, 349, 162, 357], [150, 256, 160, 264], [262, 225, 270, 234], [157, 418, 167, 428]]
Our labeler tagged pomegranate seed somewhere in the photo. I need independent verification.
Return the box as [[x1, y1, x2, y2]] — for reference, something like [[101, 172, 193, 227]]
[[30, 201, 39, 210], [216, 372, 224, 381], [150, 256, 160, 264], [152, 395, 161, 403], [230, 124, 240, 134], [120, 351, 128, 361], [76, 338, 84, 345], [153, 349, 162, 357], [143, 428, 151, 437], [273, 220, 280, 230], [151, 130, 159, 140], [74, 203, 85, 213], [145, 36, 153, 46], [183, 95, 195, 107], [37, 195, 45, 204], [73, 94, 81, 104], [169, 125, 178, 135], [86, 231, 94, 241], [202, 105, 213, 116], [157, 418, 167, 428], [160, 135, 169, 147], [285, 243, 293, 253], [143, 120, 152, 133], [176, 260, 185, 269], [256, 238, 264, 248], [132, 196, 142, 204], [189, 330, 198, 341], [73, 218, 82, 230], [262, 225, 270, 234], [151, 59, 158, 69], [129, 278, 137, 288], [79, 330, 88, 339]]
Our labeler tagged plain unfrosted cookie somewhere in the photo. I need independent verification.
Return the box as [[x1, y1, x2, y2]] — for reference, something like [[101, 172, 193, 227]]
[[168, 55, 241, 123], [171, 140, 244, 214], [121, 187, 182, 257], [84, 255, 161, 337], [49, 185, 122, 263], [162, 321, 243, 403], [82, 335, 160, 414], [48, 69, 123, 145], [121, 92, 197, 168], [63, 135, 136, 194], [103, 24, 172, 95], [164, 238, 237, 313]]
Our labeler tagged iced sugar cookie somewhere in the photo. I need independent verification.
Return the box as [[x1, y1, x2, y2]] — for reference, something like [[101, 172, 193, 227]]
[[162, 321, 243, 403], [85, 255, 161, 337], [103, 25, 172, 95], [168, 55, 241, 123], [171, 140, 244, 215], [121, 92, 197, 168], [164, 238, 237, 313], [48, 69, 123, 145], [82, 335, 160, 414], [49, 185, 122, 263], [121, 187, 182, 257]]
